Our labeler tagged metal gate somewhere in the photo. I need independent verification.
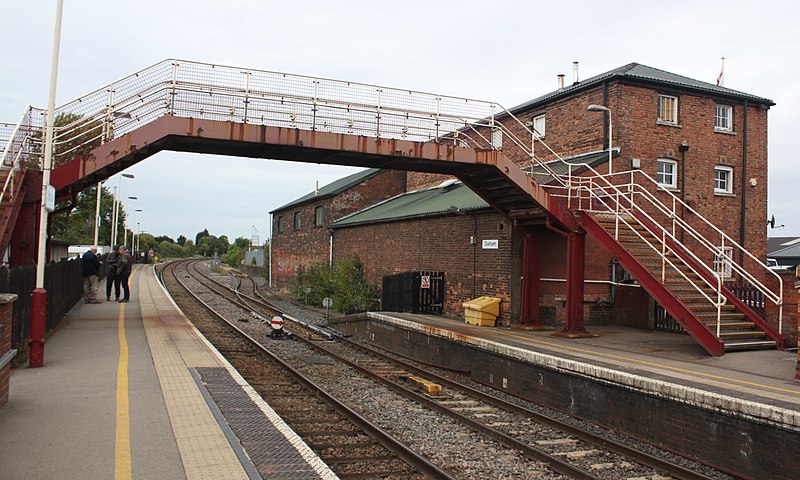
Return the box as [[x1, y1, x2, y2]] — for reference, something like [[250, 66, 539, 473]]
[[381, 271, 444, 314]]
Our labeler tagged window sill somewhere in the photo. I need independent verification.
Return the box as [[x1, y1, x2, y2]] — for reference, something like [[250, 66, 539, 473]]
[[714, 191, 736, 197], [714, 128, 736, 135], [656, 120, 681, 128], [657, 185, 680, 192]]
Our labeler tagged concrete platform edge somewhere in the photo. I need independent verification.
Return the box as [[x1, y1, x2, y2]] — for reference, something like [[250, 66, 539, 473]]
[[367, 312, 800, 430], [153, 267, 339, 480]]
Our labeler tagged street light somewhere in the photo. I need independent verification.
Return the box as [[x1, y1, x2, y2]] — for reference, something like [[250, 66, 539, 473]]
[[93, 181, 103, 247], [587, 104, 613, 174], [30, 0, 64, 368], [132, 209, 142, 257], [123, 196, 137, 247], [111, 173, 134, 246]]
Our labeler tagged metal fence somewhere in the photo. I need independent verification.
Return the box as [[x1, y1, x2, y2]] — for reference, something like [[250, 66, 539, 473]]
[[0, 257, 86, 355], [381, 271, 444, 315]]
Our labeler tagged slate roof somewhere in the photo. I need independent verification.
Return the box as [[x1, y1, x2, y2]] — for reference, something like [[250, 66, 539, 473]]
[[768, 237, 799, 254], [270, 168, 383, 213], [525, 148, 619, 185], [331, 180, 489, 228], [768, 237, 800, 260], [509, 63, 775, 115]]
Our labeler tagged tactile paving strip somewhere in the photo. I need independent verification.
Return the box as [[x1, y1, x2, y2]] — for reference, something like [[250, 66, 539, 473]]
[[197, 367, 329, 480]]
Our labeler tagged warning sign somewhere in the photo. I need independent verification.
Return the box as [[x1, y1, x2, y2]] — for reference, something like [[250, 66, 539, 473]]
[[420, 275, 431, 289]]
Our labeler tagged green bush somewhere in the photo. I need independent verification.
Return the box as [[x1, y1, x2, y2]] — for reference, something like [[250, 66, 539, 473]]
[[289, 256, 375, 313]]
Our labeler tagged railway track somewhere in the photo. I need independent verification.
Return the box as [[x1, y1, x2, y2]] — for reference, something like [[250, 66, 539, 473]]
[[164, 259, 731, 480], [161, 260, 454, 480]]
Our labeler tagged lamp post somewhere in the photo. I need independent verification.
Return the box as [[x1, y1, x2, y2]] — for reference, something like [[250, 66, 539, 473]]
[[587, 104, 613, 174], [136, 221, 141, 258], [30, 0, 64, 368], [93, 181, 103, 247], [123, 196, 137, 246], [132, 209, 141, 258], [111, 173, 134, 247]]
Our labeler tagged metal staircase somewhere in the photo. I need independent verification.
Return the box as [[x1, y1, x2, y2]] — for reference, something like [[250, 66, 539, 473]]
[[0, 107, 37, 261], [588, 213, 777, 352], [0, 59, 783, 354]]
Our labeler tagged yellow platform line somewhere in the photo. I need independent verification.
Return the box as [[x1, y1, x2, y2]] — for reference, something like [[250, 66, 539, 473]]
[[505, 332, 800, 397], [115, 272, 134, 480]]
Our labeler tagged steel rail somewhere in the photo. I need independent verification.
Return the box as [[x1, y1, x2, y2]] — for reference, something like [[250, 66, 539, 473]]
[[191, 263, 718, 480], [332, 335, 717, 480], [168, 260, 455, 480]]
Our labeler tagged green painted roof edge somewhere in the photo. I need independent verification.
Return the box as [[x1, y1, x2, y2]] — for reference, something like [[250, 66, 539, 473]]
[[331, 181, 490, 228]]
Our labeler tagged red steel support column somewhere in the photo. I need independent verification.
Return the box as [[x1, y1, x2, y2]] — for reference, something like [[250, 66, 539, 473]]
[[554, 231, 595, 338], [29, 288, 47, 368], [519, 232, 543, 328]]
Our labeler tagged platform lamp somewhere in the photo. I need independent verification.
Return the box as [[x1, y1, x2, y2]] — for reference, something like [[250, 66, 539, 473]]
[[30, 0, 64, 368], [132, 209, 142, 257], [111, 173, 134, 247], [123, 196, 137, 247], [587, 104, 613, 174]]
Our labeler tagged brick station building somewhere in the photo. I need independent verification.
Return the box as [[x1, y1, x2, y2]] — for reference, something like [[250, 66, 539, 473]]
[[270, 62, 778, 331]]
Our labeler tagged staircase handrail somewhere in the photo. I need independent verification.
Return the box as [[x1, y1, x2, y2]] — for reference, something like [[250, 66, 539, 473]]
[[593, 171, 783, 306], [568, 175, 727, 296], [577, 182, 725, 312], [1, 106, 36, 206]]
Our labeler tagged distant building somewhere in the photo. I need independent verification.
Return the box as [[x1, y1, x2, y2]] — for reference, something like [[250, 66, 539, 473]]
[[269, 169, 406, 288]]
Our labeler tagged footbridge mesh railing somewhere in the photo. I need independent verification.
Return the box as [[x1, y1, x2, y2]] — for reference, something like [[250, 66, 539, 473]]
[[0, 58, 781, 336]]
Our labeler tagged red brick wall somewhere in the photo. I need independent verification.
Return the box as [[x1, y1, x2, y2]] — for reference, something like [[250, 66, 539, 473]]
[[271, 170, 406, 289], [0, 294, 18, 409], [332, 214, 617, 325], [333, 212, 517, 321]]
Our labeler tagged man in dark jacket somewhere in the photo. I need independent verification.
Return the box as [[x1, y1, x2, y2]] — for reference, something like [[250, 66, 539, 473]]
[[116, 245, 133, 303], [81, 246, 102, 304], [106, 245, 120, 301]]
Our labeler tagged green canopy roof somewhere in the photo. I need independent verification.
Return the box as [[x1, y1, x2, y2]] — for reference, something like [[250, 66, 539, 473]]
[[331, 181, 489, 228]]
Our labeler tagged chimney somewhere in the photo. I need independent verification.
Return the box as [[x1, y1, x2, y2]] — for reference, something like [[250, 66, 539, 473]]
[[315, 180, 319, 196], [557, 74, 565, 90], [573, 61, 580, 84]]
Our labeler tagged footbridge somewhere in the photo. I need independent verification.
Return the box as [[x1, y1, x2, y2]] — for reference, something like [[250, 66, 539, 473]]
[[0, 59, 785, 355]]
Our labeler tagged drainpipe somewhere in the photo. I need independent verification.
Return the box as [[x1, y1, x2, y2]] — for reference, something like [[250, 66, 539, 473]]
[[329, 229, 334, 267], [268, 212, 273, 288], [740, 100, 748, 251]]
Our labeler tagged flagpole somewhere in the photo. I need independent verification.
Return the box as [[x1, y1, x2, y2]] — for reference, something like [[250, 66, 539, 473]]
[[717, 55, 725, 87]]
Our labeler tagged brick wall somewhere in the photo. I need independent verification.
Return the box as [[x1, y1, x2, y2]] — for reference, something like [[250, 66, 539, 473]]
[[0, 293, 18, 409], [333, 212, 517, 322], [271, 170, 406, 289], [332, 214, 616, 325]]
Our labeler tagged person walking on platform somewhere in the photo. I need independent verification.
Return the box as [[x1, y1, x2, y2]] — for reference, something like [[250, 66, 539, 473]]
[[81, 246, 102, 304], [106, 245, 120, 301], [117, 245, 133, 303]]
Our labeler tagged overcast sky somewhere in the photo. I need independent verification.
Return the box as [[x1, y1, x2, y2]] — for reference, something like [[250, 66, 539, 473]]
[[2, 1, 798, 243]]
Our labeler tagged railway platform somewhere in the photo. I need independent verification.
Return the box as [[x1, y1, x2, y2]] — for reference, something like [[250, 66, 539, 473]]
[[0, 265, 335, 480], [366, 311, 800, 422]]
